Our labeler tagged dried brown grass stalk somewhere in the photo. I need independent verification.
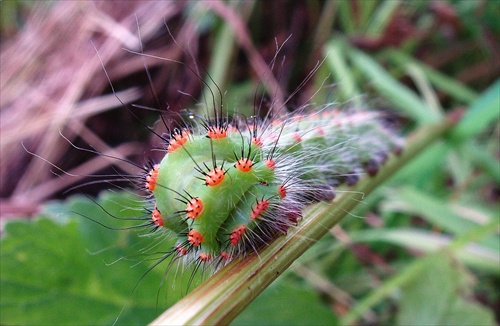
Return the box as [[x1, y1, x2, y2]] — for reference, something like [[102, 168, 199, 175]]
[[1, 1, 186, 216]]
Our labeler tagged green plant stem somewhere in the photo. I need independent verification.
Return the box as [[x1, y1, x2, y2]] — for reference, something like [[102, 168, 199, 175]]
[[150, 115, 457, 325]]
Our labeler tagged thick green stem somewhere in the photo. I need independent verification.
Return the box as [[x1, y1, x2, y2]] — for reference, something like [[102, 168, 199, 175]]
[[150, 116, 457, 325]]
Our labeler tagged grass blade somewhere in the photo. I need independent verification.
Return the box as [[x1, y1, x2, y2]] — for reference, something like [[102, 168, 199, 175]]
[[350, 49, 437, 124]]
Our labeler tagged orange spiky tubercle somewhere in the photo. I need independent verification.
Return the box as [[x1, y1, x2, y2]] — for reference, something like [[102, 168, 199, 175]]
[[145, 164, 159, 191]]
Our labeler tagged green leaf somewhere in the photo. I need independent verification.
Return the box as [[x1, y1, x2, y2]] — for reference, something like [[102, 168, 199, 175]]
[[397, 255, 461, 325], [384, 50, 478, 104], [324, 39, 361, 104], [383, 186, 495, 244], [350, 49, 438, 124], [0, 192, 189, 325], [364, 0, 400, 37], [450, 80, 500, 142], [233, 275, 338, 326], [444, 299, 498, 326], [337, 1, 355, 33], [462, 141, 500, 183], [397, 255, 495, 326], [388, 141, 449, 187], [343, 228, 499, 274], [342, 252, 496, 325]]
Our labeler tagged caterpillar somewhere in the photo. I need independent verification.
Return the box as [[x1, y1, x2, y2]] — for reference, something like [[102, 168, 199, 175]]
[[132, 105, 402, 270]]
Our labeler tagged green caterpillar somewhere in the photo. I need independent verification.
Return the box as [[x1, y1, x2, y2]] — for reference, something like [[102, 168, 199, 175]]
[[143, 108, 402, 265]]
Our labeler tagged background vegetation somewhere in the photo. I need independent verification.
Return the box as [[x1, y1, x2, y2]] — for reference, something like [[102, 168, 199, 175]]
[[1, 1, 498, 325]]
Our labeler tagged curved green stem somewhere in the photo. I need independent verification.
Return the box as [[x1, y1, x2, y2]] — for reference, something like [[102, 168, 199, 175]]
[[150, 115, 457, 325]]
